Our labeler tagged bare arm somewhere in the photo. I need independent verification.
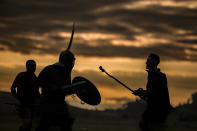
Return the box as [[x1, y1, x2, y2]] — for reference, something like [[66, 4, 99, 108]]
[[10, 74, 20, 98]]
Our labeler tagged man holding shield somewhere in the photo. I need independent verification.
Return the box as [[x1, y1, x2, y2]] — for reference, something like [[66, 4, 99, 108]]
[[36, 24, 101, 131], [36, 24, 76, 131], [36, 50, 76, 131]]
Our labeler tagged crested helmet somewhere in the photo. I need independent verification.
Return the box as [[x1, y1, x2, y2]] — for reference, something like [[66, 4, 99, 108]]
[[59, 23, 75, 65]]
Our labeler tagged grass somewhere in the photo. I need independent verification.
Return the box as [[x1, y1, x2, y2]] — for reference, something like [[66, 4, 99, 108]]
[[0, 91, 197, 131]]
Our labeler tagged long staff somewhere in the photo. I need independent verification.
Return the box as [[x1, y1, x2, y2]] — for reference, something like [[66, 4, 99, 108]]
[[99, 66, 134, 93]]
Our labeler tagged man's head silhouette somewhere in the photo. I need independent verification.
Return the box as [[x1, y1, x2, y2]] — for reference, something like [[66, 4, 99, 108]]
[[26, 60, 36, 73], [146, 53, 160, 72], [59, 50, 75, 70]]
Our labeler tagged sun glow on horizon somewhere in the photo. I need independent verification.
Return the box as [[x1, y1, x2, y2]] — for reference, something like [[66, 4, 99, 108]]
[[0, 50, 197, 109]]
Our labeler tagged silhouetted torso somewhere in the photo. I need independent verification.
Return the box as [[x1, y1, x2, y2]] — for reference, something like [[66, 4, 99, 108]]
[[37, 64, 73, 128], [38, 64, 72, 101], [143, 70, 170, 122], [13, 71, 39, 104]]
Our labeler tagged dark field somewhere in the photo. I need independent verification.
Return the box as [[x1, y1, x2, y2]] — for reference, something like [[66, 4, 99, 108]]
[[1, 91, 197, 131]]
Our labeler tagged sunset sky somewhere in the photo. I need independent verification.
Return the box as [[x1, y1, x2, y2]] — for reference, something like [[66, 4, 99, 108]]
[[1, 0, 197, 110]]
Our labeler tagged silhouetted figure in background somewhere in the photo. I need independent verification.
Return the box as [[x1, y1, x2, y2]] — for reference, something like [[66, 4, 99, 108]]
[[11, 60, 40, 131], [133, 53, 171, 131]]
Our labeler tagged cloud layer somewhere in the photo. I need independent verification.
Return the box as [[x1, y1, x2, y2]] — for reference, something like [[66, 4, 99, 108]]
[[1, 0, 197, 61]]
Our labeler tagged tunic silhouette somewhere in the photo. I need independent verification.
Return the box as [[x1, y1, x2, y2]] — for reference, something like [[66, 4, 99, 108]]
[[36, 64, 75, 131], [36, 49, 75, 131], [142, 70, 170, 122], [11, 60, 39, 131], [11, 71, 39, 104], [133, 54, 171, 131], [36, 24, 76, 131]]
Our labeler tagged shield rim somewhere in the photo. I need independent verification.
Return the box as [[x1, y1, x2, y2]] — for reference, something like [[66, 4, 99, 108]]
[[72, 76, 101, 105]]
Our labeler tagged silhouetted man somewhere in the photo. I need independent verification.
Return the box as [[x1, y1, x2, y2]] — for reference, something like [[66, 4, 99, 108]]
[[133, 53, 171, 131], [36, 50, 76, 131], [11, 60, 40, 131]]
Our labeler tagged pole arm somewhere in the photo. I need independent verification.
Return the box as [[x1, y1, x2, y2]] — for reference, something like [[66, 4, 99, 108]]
[[99, 66, 134, 93]]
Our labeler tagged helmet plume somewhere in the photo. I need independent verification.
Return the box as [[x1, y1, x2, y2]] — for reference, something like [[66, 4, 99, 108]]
[[66, 23, 75, 51]]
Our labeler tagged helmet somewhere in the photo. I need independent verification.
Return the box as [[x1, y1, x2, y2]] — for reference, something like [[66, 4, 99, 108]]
[[59, 50, 75, 64], [59, 23, 75, 65]]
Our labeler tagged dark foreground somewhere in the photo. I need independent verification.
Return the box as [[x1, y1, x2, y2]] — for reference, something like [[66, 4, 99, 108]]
[[0, 91, 197, 131]]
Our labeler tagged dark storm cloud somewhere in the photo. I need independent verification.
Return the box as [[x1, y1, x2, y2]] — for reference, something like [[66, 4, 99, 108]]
[[72, 42, 197, 61], [177, 39, 197, 45], [1, 0, 197, 61]]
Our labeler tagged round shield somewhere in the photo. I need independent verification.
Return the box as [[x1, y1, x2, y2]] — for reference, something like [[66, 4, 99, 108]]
[[72, 76, 101, 105]]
